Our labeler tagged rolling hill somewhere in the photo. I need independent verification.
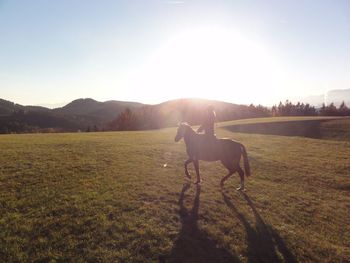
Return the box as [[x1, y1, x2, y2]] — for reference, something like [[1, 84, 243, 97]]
[[326, 89, 350, 106], [0, 98, 147, 132], [0, 97, 269, 133], [1, 95, 349, 134], [53, 98, 144, 123], [122, 98, 269, 130], [220, 116, 350, 140], [296, 88, 350, 107]]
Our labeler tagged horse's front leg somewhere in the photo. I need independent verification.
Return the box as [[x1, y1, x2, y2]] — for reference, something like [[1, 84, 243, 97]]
[[193, 159, 201, 184], [184, 158, 192, 180]]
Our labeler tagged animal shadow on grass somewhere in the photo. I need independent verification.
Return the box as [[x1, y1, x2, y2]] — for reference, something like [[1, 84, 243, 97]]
[[222, 191, 297, 263], [162, 183, 239, 263]]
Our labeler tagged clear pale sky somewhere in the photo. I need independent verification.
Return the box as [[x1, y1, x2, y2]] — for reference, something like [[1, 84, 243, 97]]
[[1, 0, 349, 106]]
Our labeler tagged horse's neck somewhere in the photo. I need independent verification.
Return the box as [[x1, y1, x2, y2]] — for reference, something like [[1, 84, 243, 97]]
[[184, 127, 196, 145]]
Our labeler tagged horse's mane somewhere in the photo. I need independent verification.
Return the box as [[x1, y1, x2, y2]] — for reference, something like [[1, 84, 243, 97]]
[[180, 122, 197, 134]]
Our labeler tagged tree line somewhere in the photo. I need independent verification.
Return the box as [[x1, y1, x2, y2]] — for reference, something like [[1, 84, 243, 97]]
[[1, 100, 349, 133], [107, 101, 350, 131], [271, 100, 350, 117]]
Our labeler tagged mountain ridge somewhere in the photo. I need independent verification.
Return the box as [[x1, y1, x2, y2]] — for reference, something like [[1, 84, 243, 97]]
[[1, 90, 349, 133], [293, 88, 350, 106], [1, 97, 258, 133]]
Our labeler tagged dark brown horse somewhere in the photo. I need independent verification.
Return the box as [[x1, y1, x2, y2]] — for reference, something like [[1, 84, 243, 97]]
[[174, 123, 251, 190]]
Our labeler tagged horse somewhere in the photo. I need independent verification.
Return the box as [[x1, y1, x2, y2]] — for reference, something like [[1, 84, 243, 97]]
[[174, 122, 251, 190]]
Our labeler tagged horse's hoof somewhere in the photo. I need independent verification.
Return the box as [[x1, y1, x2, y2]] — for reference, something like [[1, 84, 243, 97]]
[[194, 180, 202, 185], [236, 186, 246, 191]]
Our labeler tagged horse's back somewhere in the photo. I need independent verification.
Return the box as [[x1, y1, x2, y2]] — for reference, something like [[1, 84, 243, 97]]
[[192, 136, 242, 161], [218, 137, 240, 146], [218, 138, 242, 161], [193, 135, 220, 161]]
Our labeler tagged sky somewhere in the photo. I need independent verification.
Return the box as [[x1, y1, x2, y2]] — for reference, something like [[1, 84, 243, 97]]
[[1, 0, 350, 107]]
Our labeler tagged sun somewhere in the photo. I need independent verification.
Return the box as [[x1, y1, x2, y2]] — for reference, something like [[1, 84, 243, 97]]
[[124, 26, 285, 105]]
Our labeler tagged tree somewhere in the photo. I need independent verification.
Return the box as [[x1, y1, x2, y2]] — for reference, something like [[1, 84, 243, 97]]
[[108, 108, 140, 130], [339, 101, 350, 116]]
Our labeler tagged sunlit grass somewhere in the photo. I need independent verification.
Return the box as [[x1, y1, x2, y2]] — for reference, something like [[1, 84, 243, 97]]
[[218, 116, 341, 127], [0, 119, 349, 262], [220, 116, 350, 141]]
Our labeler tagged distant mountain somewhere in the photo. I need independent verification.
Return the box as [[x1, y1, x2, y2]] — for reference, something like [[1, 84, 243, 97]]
[[299, 94, 325, 107], [2, 93, 347, 133], [36, 102, 67, 109], [0, 98, 54, 115], [107, 98, 270, 130], [295, 89, 350, 107], [0, 98, 146, 133], [54, 98, 144, 124], [326, 89, 350, 106], [152, 98, 259, 124], [0, 98, 23, 116]]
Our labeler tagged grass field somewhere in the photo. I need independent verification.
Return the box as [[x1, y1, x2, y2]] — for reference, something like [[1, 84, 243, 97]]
[[220, 116, 350, 141], [1, 117, 350, 262]]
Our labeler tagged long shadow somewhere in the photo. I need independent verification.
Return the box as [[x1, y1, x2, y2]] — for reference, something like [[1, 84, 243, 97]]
[[163, 183, 239, 263], [222, 191, 297, 263]]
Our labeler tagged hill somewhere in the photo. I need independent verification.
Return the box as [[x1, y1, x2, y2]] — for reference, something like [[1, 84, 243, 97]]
[[154, 98, 267, 123], [53, 98, 144, 123], [1, 97, 269, 133], [296, 88, 350, 107], [1, 97, 349, 133], [0, 117, 349, 262], [326, 89, 350, 106], [107, 98, 270, 130], [0, 98, 23, 116], [0, 98, 146, 133], [220, 116, 350, 141]]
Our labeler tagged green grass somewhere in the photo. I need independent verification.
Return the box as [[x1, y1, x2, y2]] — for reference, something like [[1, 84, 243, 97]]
[[218, 116, 342, 127], [220, 116, 350, 141], [0, 119, 350, 262], [319, 118, 350, 141]]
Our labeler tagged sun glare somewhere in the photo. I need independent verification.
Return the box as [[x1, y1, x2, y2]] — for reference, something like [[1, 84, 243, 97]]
[[125, 26, 286, 105]]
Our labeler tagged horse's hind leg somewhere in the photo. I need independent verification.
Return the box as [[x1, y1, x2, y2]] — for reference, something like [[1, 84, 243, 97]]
[[220, 170, 235, 188], [220, 160, 236, 187], [193, 159, 201, 184], [236, 165, 245, 191], [184, 158, 192, 180]]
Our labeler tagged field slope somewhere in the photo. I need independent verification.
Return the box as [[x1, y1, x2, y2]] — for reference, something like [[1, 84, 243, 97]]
[[0, 117, 349, 262]]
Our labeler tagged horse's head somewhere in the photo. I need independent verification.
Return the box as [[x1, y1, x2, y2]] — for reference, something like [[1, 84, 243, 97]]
[[175, 123, 188, 142]]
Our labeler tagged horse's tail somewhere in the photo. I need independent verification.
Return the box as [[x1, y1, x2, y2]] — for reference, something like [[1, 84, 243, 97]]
[[240, 144, 251, 177]]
